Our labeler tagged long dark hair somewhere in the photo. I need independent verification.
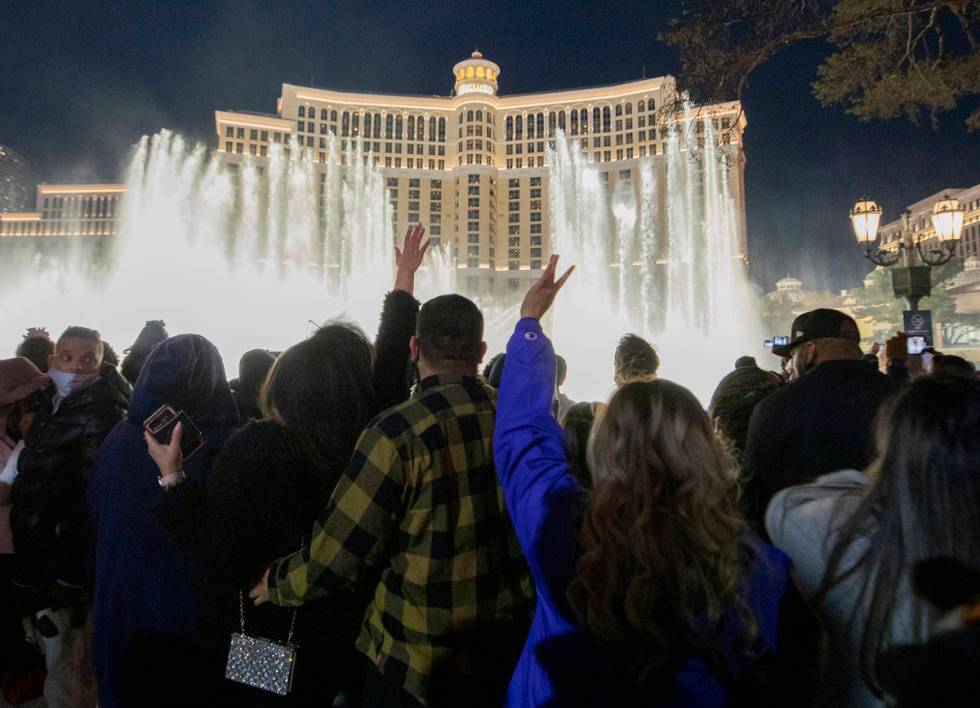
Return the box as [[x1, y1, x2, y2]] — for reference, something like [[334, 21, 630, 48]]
[[568, 380, 756, 683], [259, 322, 374, 477], [814, 374, 980, 690]]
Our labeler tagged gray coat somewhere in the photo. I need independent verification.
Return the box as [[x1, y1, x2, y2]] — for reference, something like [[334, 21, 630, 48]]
[[766, 469, 920, 708]]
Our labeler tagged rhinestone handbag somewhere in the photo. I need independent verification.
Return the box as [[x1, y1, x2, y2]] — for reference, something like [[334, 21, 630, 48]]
[[225, 587, 299, 695]]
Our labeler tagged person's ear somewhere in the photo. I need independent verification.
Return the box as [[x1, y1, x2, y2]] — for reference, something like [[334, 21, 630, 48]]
[[409, 336, 420, 363], [479, 341, 488, 363]]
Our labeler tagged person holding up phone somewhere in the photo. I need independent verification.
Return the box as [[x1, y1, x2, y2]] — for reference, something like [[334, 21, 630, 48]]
[[87, 334, 239, 708], [140, 225, 433, 706]]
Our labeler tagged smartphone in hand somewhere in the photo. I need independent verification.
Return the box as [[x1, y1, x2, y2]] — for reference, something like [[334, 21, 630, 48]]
[[143, 404, 204, 460]]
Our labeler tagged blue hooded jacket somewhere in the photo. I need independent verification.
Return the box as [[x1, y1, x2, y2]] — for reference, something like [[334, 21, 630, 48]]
[[493, 318, 790, 707], [88, 334, 238, 708]]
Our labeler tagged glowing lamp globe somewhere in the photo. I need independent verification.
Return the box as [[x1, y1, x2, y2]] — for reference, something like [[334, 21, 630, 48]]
[[850, 199, 882, 245], [930, 195, 964, 243]]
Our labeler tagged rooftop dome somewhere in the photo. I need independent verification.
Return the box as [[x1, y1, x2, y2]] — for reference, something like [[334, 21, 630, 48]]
[[453, 50, 501, 97]]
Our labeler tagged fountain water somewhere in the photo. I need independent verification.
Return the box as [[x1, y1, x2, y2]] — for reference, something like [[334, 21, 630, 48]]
[[0, 130, 452, 376], [546, 109, 763, 403], [1, 110, 761, 404]]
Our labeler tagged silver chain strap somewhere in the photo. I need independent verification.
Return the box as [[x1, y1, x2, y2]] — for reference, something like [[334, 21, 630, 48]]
[[239, 539, 303, 644]]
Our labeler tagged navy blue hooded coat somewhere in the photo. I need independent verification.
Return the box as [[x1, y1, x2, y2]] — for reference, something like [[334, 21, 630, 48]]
[[88, 335, 238, 708]]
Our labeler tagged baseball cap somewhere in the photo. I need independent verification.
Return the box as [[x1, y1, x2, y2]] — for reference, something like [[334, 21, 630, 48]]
[[772, 309, 860, 357]]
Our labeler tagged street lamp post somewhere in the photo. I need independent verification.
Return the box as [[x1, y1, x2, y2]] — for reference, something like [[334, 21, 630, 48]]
[[850, 195, 965, 311]]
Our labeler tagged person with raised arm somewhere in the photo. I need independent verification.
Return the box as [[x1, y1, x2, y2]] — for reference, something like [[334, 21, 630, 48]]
[[493, 255, 790, 707]]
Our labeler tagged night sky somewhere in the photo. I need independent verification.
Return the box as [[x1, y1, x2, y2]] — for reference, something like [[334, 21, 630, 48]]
[[2, 0, 977, 293]]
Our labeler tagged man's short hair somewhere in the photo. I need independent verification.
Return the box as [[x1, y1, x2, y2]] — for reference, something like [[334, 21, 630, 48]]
[[416, 295, 484, 365], [556, 355, 568, 387], [57, 326, 104, 358], [614, 333, 659, 380]]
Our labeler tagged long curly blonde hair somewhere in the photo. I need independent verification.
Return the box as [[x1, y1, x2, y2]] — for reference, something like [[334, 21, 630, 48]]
[[568, 379, 756, 682]]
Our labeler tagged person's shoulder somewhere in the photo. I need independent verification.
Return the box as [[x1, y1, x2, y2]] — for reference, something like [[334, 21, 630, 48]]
[[220, 419, 287, 458], [766, 470, 866, 544]]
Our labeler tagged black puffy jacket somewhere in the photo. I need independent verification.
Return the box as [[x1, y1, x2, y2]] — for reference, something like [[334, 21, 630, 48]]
[[10, 364, 130, 589]]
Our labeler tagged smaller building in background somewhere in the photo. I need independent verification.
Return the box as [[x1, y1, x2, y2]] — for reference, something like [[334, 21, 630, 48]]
[[767, 276, 805, 303], [0, 145, 31, 213], [0, 183, 124, 238], [880, 183, 980, 259]]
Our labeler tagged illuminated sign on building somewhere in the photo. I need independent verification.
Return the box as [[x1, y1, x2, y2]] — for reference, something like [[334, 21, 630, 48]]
[[457, 83, 494, 96]]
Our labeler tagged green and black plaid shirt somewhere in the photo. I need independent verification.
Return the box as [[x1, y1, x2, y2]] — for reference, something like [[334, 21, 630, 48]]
[[266, 373, 534, 704]]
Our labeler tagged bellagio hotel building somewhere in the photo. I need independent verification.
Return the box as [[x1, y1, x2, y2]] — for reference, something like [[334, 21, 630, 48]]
[[1, 51, 748, 296], [214, 51, 747, 295]]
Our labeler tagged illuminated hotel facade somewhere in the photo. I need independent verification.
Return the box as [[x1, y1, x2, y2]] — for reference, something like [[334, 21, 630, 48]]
[[2, 52, 748, 294]]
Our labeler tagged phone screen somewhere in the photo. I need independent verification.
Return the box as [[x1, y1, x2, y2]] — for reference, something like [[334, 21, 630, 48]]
[[907, 336, 927, 355]]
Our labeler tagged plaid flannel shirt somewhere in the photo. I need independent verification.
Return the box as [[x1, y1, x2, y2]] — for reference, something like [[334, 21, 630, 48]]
[[266, 373, 534, 704]]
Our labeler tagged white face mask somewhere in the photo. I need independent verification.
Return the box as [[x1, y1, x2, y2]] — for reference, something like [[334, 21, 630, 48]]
[[48, 369, 99, 398]]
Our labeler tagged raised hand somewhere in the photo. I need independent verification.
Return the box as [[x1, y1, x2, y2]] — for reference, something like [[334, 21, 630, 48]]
[[521, 254, 575, 320], [394, 224, 430, 295]]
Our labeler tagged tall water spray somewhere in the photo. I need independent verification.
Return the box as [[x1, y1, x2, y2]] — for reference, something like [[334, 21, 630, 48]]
[[547, 109, 762, 403], [0, 131, 453, 374]]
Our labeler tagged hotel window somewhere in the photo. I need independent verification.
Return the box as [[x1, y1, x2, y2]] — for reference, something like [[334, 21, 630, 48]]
[[438, 145, 445, 155], [536, 113, 545, 137], [626, 148, 634, 158], [467, 258, 480, 268], [395, 143, 402, 153], [408, 115, 415, 138], [468, 198, 480, 207], [615, 104, 623, 117], [604, 136, 611, 147], [516, 158, 523, 168], [352, 114, 360, 136], [225, 126, 233, 137], [225, 141, 233, 152], [508, 189, 519, 199], [307, 136, 314, 146], [530, 176, 541, 186], [625, 134, 633, 144], [296, 121, 304, 132], [604, 150, 611, 161], [615, 120, 623, 132], [602, 107, 611, 132], [508, 248, 520, 259], [237, 127, 245, 138], [260, 130, 268, 141], [639, 145, 646, 157], [508, 213, 519, 224], [506, 144, 513, 155], [261, 146, 268, 157], [530, 247, 542, 258], [250, 129, 258, 140], [298, 106, 306, 117], [395, 157, 401, 167], [468, 174, 480, 183], [319, 138, 327, 149], [342, 112, 350, 137], [558, 111, 566, 131], [384, 115, 393, 138], [616, 135, 623, 145], [508, 226, 520, 236], [527, 116, 535, 140], [468, 209, 480, 219], [364, 115, 373, 137], [647, 98, 656, 111], [273, 133, 282, 143], [467, 246, 480, 256], [508, 236, 521, 247], [530, 212, 541, 223], [506, 159, 513, 169], [548, 112, 557, 136], [509, 261, 519, 271], [639, 130, 646, 141], [530, 234, 542, 245], [515, 115, 523, 140], [570, 111, 578, 135], [395, 116, 403, 139], [236, 143, 243, 153], [509, 201, 519, 212], [307, 122, 314, 132], [438, 117, 446, 141], [431, 190, 442, 200], [530, 200, 542, 210], [530, 188, 541, 198]]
